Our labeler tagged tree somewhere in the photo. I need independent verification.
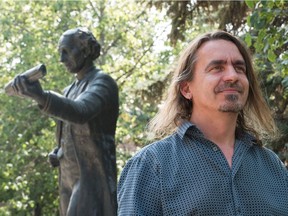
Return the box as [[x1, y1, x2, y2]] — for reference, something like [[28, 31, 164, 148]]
[[149, 0, 250, 45], [244, 0, 288, 160], [0, 0, 173, 214]]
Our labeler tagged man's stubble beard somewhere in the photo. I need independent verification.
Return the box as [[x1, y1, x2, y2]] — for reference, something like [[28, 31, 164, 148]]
[[218, 94, 244, 113]]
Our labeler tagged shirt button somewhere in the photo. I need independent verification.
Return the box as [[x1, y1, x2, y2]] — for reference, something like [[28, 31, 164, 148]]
[[213, 146, 218, 151]]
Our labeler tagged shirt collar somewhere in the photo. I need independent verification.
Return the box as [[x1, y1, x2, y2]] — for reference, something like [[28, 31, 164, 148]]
[[177, 120, 257, 146], [177, 120, 203, 140], [237, 129, 258, 147]]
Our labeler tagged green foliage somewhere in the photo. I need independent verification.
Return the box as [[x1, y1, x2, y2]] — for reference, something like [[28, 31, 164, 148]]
[[0, 0, 173, 214], [152, 1, 249, 45], [246, 0, 288, 108], [244, 0, 288, 155]]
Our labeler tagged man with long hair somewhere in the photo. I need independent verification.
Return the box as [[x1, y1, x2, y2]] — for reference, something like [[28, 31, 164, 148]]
[[118, 30, 288, 215]]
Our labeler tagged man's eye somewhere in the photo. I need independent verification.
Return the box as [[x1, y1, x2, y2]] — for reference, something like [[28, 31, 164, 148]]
[[235, 66, 246, 73], [211, 66, 223, 71]]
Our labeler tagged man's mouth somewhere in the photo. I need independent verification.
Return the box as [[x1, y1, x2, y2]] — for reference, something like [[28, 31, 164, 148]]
[[220, 88, 240, 93], [215, 84, 243, 94]]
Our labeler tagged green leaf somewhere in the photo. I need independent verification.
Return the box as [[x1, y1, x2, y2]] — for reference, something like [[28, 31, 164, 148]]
[[268, 50, 277, 62], [282, 76, 288, 89], [245, 0, 255, 9], [245, 33, 252, 47]]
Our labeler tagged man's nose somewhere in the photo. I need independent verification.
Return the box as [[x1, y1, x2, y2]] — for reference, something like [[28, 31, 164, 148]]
[[223, 65, 238, 82]]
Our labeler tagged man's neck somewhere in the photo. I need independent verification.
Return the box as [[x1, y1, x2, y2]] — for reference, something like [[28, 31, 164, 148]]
[[190, 110, 238, 168], [190, 110, 238, 148]]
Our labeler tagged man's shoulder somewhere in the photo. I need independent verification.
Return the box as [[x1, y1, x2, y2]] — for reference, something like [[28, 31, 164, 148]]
[[132, 134, 180, 162], [256, 145, 282, 160], [247, 143, 286, 171]]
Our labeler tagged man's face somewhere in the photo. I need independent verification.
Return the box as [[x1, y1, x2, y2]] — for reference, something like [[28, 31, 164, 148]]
[[58, 35, 86, 74], [182, 39, 249, 115]]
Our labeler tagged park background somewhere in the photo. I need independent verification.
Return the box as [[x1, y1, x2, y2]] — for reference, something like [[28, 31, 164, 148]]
[[0, 0, 287, 215]]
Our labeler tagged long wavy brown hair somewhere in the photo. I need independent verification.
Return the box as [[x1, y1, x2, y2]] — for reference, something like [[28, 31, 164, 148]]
[[147, 30, 277, 145]]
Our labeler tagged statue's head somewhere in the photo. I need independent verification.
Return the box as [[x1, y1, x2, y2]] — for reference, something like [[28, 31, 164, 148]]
[[58, 27, 101, 73]]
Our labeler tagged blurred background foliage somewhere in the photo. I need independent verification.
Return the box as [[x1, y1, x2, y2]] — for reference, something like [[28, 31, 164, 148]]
[[0, 0, 287, 215]]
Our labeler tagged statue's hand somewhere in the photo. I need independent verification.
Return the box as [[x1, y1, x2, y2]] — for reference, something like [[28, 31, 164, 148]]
[[48, 148, 60, 168], [12, 75, 47, 106]]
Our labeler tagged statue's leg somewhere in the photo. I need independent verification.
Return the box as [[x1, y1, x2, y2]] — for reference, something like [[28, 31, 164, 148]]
[[59, 183, 72, 216], [59, 158, 78, 216], [66, 180, 80, 216]]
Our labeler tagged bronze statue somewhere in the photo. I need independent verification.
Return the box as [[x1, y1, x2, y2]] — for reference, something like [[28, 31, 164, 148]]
[[10, 28, 119, 216]]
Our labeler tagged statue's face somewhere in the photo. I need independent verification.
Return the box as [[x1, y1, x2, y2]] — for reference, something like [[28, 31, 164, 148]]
[[58, 35, 86, 74]]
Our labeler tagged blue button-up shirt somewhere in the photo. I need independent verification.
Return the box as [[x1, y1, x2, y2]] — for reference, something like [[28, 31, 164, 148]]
[[118, 121, 288, 215]]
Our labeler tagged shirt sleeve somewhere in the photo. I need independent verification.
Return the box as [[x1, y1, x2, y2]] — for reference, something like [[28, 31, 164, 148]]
[[117, 149, 162, 215]]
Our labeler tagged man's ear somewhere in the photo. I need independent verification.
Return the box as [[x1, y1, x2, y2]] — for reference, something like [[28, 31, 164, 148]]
[[180, 81, 192, 100]]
